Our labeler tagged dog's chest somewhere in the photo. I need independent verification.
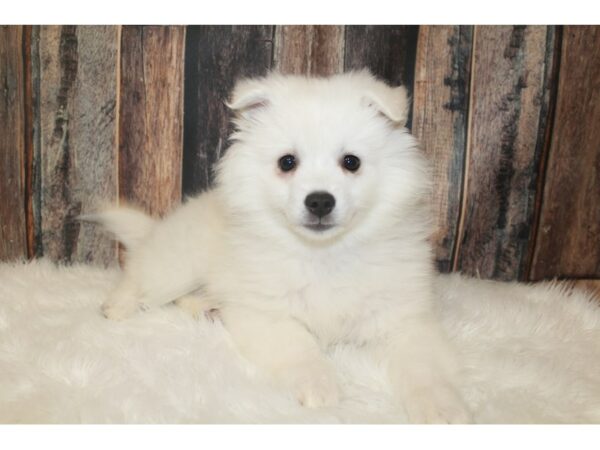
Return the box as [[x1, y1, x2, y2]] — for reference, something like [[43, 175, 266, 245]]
[[288, 281, 367, 343], [222, 243, 405, 344], [283, 261, 399, 344]]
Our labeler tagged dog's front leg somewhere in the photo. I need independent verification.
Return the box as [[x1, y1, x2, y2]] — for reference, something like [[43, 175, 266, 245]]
[[380, 315, 471, 424], [220, 305, 339, 408]]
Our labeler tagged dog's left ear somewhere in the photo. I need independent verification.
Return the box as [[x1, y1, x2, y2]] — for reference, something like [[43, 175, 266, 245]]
[[227, 78, 269, 117], [363, 84, 409, 127]]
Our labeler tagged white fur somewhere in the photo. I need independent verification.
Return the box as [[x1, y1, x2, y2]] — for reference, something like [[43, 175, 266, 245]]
[[86, 70, 597, 423], [95, 71, 470, 423], [90, 72, 461, 421], [1, 259, 600, 423]]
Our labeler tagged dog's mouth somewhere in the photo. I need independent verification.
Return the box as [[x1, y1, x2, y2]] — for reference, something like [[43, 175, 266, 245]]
[[303, 222, 335, 232]]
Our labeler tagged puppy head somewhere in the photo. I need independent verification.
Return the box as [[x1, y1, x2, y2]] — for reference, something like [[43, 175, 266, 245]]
[[217, 70, 429, 243]]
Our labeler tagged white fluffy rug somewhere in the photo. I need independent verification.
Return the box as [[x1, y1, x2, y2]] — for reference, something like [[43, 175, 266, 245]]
[[1, 259, 600, 424]]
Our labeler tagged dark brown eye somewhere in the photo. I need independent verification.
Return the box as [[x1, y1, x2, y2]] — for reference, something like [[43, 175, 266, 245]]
[[342, 154, 361, 172], [278, 154, 297, 172]]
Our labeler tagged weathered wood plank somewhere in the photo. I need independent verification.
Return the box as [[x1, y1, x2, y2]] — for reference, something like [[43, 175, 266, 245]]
[[38, 26, 119, 265], [183, 26, 274, 195], [530, 26, 600, 280], [119, 26, 185, 217], [29, 25, 43, 258], [344, 25, 419, 128], [0, 26, 27, 261], [412, 26, 473, 273], [273, 25, 344, 76], [22, 25, 37, 259], [454, 26, 557, 281]]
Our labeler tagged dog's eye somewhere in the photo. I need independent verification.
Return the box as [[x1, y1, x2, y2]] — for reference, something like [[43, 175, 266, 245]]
[[278, 154, 297, 172], [342, 154, 361, 172]]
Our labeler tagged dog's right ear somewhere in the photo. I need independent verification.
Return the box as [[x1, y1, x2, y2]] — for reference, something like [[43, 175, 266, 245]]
[[226, 78, 269, 118]]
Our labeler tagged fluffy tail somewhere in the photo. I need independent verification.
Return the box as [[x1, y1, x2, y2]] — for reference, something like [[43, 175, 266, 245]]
[[79, 207, 156, 249]]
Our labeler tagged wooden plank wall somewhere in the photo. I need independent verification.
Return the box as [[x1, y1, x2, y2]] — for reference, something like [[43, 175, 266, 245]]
[[1, 25, 599, 287], [530, 26, 600, 281], [1, 25, 188, 266], [183, 26, 273, 194], [345, 26, 419, 127], [273, 25, 344, 76], [412, 26, 473, 273], [453, 26, 557, 281], [0, 26, 28, 260], [119, 26, 185, 217], [37, 26, 120, 265]]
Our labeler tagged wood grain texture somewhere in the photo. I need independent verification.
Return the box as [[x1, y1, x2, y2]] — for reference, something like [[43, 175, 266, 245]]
[[412, 26, 473, 273], [454, 26, 557, 281], [22, 25, 37, 259], [530, 26, 600, 280], [0, 26, 27, 261], [29, 25, 43, 258], [183, 26, 273, 195], [119, 26, 185, 217], [273, 25, 344, 76], [38, 26, 119, 265], [344, 25, 419, 128]]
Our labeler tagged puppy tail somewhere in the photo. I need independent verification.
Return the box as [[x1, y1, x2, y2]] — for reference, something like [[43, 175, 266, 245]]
[[79, 207, 156, 249]]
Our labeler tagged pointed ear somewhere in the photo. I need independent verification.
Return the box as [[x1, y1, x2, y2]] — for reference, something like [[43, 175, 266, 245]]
[[226, 78, 269, 115], [363, 84, 409, 127]]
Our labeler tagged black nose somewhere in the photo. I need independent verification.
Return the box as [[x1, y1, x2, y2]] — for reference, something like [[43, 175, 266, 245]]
[[305, 192, 336, 218]]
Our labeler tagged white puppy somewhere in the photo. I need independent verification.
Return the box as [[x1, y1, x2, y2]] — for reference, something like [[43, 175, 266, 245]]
[[97, 70, 471, 423]]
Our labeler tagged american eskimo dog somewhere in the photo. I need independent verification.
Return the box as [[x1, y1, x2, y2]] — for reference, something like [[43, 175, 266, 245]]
[[96, 70, 471, 423]]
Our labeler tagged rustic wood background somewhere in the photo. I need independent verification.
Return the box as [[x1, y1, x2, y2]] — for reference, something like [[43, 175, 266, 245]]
[[1, 25, 599, 290]]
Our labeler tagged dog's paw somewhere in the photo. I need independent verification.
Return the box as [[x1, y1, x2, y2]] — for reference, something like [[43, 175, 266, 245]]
[[101, 298, 139, 321], [404, 384, 472, 424], [278, 358, 340, 408], [175, 295, 218, 321]]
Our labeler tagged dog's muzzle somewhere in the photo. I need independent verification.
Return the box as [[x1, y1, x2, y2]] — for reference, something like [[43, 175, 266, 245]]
[[304, 191, 335, 218]]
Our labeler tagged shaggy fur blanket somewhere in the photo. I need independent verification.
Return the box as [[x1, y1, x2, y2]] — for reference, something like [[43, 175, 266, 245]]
[[1, 259, 600, 423]]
